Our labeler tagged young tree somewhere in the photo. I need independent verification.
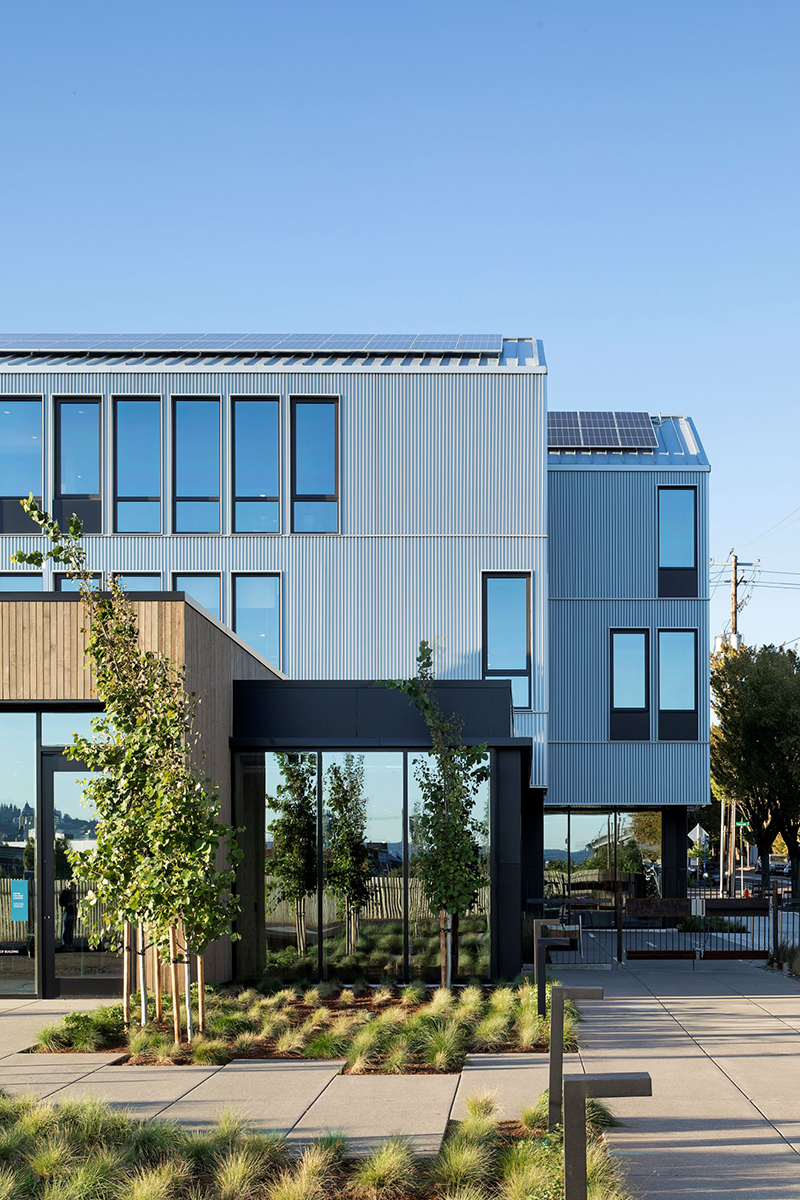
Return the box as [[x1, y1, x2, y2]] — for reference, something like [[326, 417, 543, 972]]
[[11, 496, 240, 1038], [266, 753, 318, 956], [711, 644, 800, 893], [325, 754, 371, 956], [388, 641, 490, 988]]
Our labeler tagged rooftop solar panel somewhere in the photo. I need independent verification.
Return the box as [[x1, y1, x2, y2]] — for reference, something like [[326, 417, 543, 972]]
[[547, 410, 657, 450], [363, 335, 418, 352], [317, 335, 375, 352], [411, 335, 461, 351], [457, 334, 503, 352]]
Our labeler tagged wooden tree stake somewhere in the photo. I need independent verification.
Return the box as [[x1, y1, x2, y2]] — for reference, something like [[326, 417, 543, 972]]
[[122, 922, 132, 1029], [168, 925, 182, 1046], [153, 941, 163, 1022], [197, 954, 206, 1033], [138, 923, 148, 1027]]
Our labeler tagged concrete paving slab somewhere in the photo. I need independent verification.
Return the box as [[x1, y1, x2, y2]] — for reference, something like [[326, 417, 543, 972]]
[[0, 1052, 127, 1098], [452, 1052, 566, 1119], [0, 1000, 98, 1059], [53, 1065, 221, 1119], [161, 1060, 344, 1133], [290, 1073, 459, 1157]]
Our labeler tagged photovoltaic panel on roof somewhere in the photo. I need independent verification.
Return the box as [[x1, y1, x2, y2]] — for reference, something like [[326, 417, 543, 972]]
[[578, 412, 619, 447], [317, 335, 375, 352], [0, 332, 509, 357], [411, 335, 461, 351], [547, 410, 656, 450], [457, 334, 503, 352], [547, 412, 582, 446], [614, 411, 658, 447], [364, 335, 418, 352]]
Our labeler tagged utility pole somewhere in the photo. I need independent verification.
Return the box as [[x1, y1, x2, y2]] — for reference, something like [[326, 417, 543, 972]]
[[712, 553, 755, 652], [730, 552, 739, 640]]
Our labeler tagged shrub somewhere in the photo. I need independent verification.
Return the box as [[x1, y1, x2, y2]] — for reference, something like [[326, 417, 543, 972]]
[[190, 1038, 232, 1066], [34, 1025, 69, 1053], [206, 1011, 257, 1039], [348, 1135, 417, 1197]]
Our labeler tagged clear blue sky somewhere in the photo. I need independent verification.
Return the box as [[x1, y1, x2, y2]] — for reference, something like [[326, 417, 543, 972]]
[[2, 1, 798, 648]]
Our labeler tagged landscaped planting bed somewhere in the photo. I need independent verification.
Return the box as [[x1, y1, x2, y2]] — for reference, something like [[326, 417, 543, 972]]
[[31, 980, 579, 1073], [0, 1087, 632, 1200]]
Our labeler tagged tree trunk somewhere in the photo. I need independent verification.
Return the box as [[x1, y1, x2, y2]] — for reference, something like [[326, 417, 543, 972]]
[[168, 925, 182, 1046], [153, 942, 162, 1023], [184, 945, 194, 1044], [757, 838, 772, 893], [439, 910, 447, 989], [344, 898, 352, 956], [122, 922, 132, 1030], [295, 898, 307, 956], [137, 924, 148, 1027], [450, 912, 460, 983], [445, 913, 452, 990], [197, 954, 206, 1033]]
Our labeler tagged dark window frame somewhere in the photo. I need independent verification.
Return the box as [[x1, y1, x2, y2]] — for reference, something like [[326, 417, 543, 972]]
[[232, 572, 282, 668], [0, 572, 43, 590], [171, 396, 221, 534], [171, 571, 222, 620], [657, 485, 698, 598], [54, 573, 101, 591], [657, 628, 699, 741], [610, 628, 650, 741], [54, 396, 102, 533], [112, 396, 162, 534], [231, 396, 281, 534], [290, 396, 340, 534], [481, 571, 532, 709], [0, 395, 43, 534]]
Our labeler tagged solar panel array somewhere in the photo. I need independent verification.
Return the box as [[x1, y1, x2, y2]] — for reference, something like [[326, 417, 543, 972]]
[[548, 411, 657, 450], [0, 333, 504, 355]]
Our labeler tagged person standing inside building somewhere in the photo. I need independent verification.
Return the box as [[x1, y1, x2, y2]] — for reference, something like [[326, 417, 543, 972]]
[[59, 885, 78, 952]]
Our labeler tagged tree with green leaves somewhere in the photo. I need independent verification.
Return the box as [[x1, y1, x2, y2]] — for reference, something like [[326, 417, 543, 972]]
[[711, 644, 800, 893], [325, 753, 371, 956], [266, 753, 318, 956], [388, 641, 490, 988], [11, 495, 240, 1037]]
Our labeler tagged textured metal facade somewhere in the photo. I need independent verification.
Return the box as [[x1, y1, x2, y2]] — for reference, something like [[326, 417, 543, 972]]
[[547, 458, 710, 808], [0, 364, 549, 784]]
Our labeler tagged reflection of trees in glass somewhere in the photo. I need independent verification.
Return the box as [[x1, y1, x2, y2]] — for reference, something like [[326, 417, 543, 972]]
[[326, 754, 371, 956], [266, 753, 317, 955], [23, 836, 73, 879]]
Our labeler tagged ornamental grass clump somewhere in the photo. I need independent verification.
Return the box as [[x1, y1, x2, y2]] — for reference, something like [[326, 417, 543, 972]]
[[190, 1037, 232, 1066], [400, 981, 426, 1007], [348, 1135, 417, 1198], [472, 1010, 512, 1051]]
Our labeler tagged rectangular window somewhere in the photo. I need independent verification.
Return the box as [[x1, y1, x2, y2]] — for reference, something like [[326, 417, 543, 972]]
[[173, 573, 221, 620], [233, 399, 280, 533], [55, 574, 100, 591], [0, 398, 42, 533], [610, 629, 649, 740], [114, 574, 161, 592], [233, 574, 280, 665], [55, 398, 101, 533], [173, 398, 220, 532], [0, 573, 42, 591], [658, 630, 698, 740], [482, 573, 531, 708], [291, 398, 338, 532], [658, 487, 697, 597], [114, 399, 161, 532]]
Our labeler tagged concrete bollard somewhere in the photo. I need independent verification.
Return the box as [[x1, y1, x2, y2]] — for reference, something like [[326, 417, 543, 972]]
[[563, 1072, 652, 1200], [548, 986, 604, 1130], [536, 937, 572, 1017]]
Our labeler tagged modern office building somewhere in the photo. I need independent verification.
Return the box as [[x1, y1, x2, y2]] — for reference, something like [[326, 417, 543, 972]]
[[0, 335, 710, 994]]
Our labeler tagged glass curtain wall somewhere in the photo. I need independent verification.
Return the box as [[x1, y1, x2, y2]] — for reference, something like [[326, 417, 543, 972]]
[[0, 715, 37, 994], [542, 810, 663, 909], [259, 750, 492, 981]]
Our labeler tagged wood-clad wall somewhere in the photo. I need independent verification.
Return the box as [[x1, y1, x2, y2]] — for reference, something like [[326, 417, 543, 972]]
[[0, 595, 278, 984]]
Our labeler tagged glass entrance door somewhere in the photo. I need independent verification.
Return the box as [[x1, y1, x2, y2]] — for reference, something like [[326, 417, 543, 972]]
[[42, 755, 123, 996]]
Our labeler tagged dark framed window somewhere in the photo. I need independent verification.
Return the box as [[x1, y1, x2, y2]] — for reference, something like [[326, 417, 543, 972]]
[[0, 573, 42, 591], [172, 398, 220, 533], [114, 398, 161, 533], [233, 574, 280, 665], [658, 487, 697, 597], [172, 573, 221, 620], [0, 398, 42, 533], [55, 398, 101, 533], [291, 397, 339, 533], [233, 398, 280, 533], [113, 574, 162, 592], [482, 572, 531, 708], [658, 630, 698, 740], [55, 574, 101, 592], [610, 629, 649, 740]]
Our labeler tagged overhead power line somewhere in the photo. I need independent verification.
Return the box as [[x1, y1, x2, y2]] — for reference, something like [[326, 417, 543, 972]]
[[734, 503, 800, 551]]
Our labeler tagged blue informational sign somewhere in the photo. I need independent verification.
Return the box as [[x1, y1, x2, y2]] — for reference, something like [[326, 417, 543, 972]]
[[11, 880, 28, 921]]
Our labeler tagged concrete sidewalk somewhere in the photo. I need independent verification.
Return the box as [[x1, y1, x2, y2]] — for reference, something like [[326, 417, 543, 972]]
[[556, 959, 800, 1199]]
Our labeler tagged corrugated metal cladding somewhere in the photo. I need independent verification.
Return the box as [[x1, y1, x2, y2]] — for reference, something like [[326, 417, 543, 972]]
[[549, 600, 710, 743], [548, 415, 709, 470], [547, 742, 709, 808], [548, 470, 710, 599], [0, 367, 549, 785]]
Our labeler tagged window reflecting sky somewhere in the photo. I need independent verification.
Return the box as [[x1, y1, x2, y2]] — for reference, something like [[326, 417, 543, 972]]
[[116, 401, 160, 498], [659, 489, 695, 568], [323, 752, 403, 858], [234, 575, 279, 664], [659, 631, 696, 710], [0, 575, 41, 591], [612, 632, 646, 708], [115, 574, 161, 591], [0, 400, 41, 496], [59, 402, 99, 495], [485, 576, 528, 671], [235, 400, 279, 497], [294, 403, 336, 496], [174, 400, 219, 496], [0, 713, 36, 813], [41, 711, 98, 745], [174, 574, 220, 619]]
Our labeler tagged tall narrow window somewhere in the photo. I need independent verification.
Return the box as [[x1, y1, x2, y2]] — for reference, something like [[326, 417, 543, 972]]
[[658, 630, 698, 740], [114, 399, 161, 532], [291, 398, 338, 532], [55, 398, 101, 533], [482, 573, 531, 708], [233, 574, 280, 665], [0, 399, 42, 533], [658, 487, 697, 597], [233, 399, 279, 532], [610, 630, 649, 740], [173, 573, 221, 620], [173, 398, 220, 532]]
